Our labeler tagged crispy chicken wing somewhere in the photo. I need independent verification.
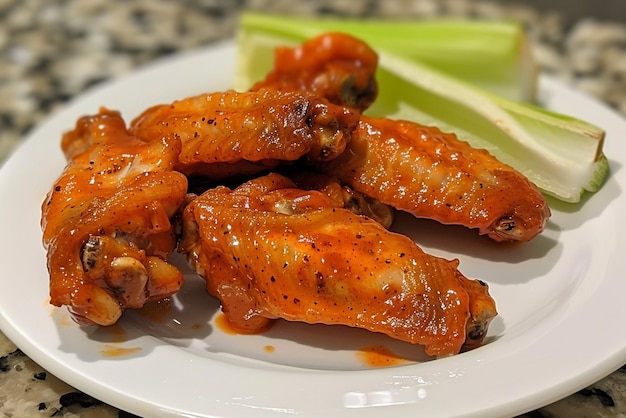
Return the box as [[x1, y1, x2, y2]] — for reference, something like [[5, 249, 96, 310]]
[[317, 116, 551, 242], [41, 109, 187, 326], [179, 173, 496, 356], [252, 32, 379, 111], [130, 88, 359, 179]]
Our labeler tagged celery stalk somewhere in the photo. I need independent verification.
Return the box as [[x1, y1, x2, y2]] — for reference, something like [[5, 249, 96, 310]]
[[235, 13, 608, 202], [236, 12, 538, 102], [370, 52, 607, 202]]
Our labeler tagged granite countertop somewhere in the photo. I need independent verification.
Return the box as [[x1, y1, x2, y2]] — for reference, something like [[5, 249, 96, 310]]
[[1, 0, 625, 417]]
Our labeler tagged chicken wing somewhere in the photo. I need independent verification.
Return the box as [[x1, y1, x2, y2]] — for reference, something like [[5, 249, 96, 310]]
[[41, 108, 187, 326], [252, 32, 378, 111], [130, 88, 359, 179], [317, 116, 551, 242], [179, 173, 496, 357], [254, 34, 549, 242]]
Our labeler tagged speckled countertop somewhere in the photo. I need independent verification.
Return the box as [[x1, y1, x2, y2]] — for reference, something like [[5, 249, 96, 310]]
[[1, 0, 626, 417]]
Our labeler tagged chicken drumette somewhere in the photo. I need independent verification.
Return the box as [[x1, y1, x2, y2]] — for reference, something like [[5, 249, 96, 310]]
[[318, 116, 551, 242], [179, 173, 497, 357], [130, 88, 359, 180]]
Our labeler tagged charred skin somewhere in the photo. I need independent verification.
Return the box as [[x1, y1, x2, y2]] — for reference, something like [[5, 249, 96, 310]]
[[179, 173, 497, 357], [318, 116, 551, 242], [130, 88, 360, 179], [41, 109, 186, 326]]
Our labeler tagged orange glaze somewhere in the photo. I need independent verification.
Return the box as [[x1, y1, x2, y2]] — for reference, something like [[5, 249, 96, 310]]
[[318, 116, 550, 242], [357, 344, 409, 368], [41, 108, 186, 326], [253, 32, 379, 111], [264, 345, 276, 353], [252, 33, 548, 242], [180, 173, 497, 357], [130, 89, 359, 179]]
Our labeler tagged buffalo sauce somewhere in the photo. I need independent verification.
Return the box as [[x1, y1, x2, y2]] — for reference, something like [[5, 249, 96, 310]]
[[357, 344, 408, 367]]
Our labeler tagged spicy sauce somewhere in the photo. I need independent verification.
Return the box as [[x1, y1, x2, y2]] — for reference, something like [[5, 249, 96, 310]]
[[357, 344, 408, 367]]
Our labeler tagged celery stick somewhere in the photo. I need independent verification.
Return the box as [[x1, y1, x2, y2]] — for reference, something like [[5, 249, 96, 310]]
[[370, 52, 607, 202], [235, 14, 608, 202], [236, 12, 538, 102]]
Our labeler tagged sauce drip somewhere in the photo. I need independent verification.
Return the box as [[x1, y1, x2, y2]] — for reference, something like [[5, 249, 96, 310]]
[[100, 344, 142, 358], [357, 344, 408, 367]]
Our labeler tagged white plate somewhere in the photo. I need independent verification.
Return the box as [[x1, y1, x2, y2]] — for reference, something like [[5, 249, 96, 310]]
[[1, 40, 625, 418]]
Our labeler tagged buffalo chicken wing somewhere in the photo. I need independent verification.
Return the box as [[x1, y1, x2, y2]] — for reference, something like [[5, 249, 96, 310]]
[[41, 109, 187, 325], [317, 116, 551, 242], [38, 32, 521, 357], [130, 88, 359, 179], [255, 32, 549, 242], [179, 173, 497, 357]]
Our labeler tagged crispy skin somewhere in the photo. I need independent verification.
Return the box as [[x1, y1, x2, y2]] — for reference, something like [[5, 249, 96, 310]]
[[179, 173, 496, 356], [252, 32, 378, 111], [130, 88, 359, 179], [41, 109, 187, 326], [318, 116, 551, 242]]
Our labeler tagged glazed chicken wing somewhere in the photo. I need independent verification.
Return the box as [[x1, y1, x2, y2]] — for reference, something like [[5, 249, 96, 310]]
[[130, 88, 359, 179], [252, 32, 379, 111], [179, 173, 497, 356], [41, 109, 187, 326], [255, 34, 549, 242], [317, 116, 550, 242]]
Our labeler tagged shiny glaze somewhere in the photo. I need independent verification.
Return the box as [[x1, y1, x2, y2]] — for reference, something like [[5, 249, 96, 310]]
[[254, 32, 550, 242], [319, 116, 551, 242], [253, 32, 379, 111], [179, 173, 496, 357], [130, 88, 359, 178], [41, 109, 187, 326]]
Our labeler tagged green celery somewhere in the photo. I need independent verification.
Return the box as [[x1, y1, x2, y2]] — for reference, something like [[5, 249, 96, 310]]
[[236, 12, 538, 102], [370, 52, 607, 202], [235, 13, 608, 202]]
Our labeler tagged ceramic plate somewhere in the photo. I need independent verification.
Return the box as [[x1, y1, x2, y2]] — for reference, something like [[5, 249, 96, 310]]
[[1, 41, 625, 418]]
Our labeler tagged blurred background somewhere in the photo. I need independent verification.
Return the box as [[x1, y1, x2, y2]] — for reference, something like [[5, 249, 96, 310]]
[[519, 0, 626, 22]]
